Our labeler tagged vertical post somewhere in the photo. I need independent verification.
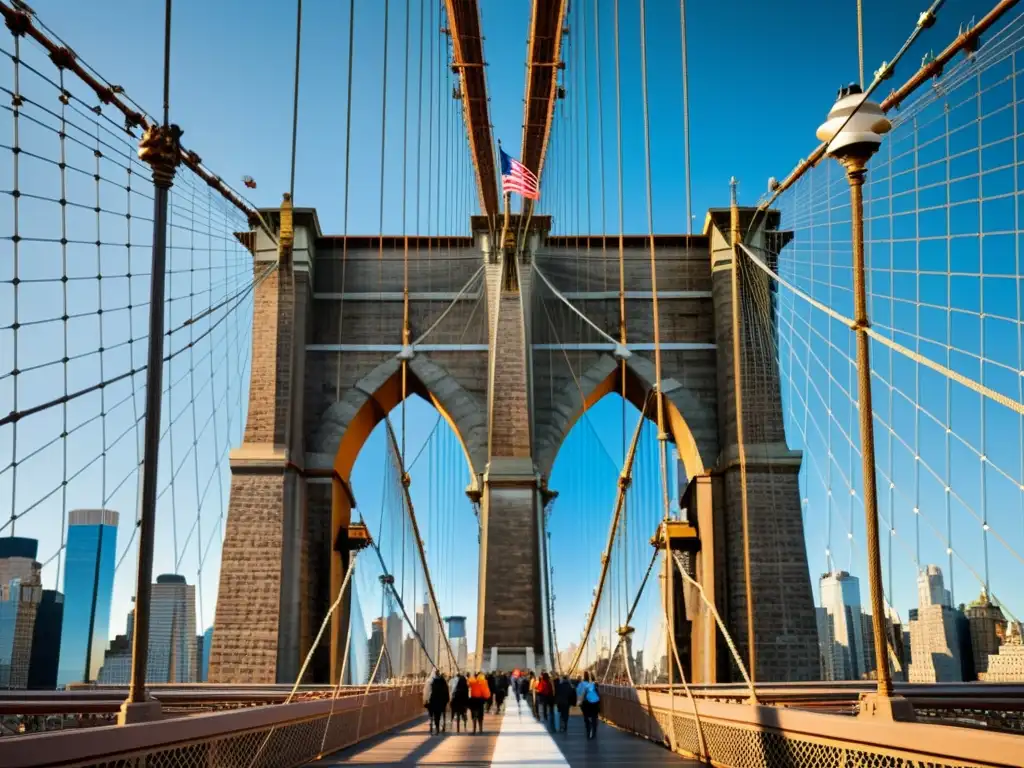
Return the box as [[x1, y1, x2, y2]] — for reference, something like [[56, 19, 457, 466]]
[[729, 178, 756, 687], [120, 0, 180, 724], [120, 124, 182, 724], [500, 191, 512, 247], [842, 154, 892, 699]]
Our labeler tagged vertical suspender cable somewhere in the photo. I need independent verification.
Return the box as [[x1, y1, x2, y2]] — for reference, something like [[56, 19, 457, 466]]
[[730, 178, 757, 686], [336, 0, 357, 400], [639, 0, 679, 727], [593, 0, 607, 288], [679, 0, 692, 233], [289, 0, 302, 198], [857, 0, 866, 87], [378, 0, 392, 341], [613, 0, 627, 467]]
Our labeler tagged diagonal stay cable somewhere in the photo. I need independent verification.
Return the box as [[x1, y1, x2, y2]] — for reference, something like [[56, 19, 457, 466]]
[[382, 417, 460, 673], [532, 260, 621, 347], [739, 242, 1024, 417], [567, 390, 653, 676], [1, 260, 277, 430]]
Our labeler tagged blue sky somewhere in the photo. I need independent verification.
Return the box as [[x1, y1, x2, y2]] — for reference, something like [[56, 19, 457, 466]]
[[1, 0, 1016, 672]]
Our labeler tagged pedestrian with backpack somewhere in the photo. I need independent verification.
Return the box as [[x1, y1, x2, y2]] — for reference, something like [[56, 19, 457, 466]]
[[575, 672, 601, 740], [449, 671, 469, 733], [425, 669, 450, 735], [554, 674, 576, 733]]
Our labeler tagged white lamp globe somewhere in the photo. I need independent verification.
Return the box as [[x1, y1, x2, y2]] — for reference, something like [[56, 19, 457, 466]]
[[816, 84, 891, 158]]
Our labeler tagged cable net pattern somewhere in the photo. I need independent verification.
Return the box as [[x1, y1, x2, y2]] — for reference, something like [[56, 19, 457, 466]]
[[0, 13, 256, 662], [744, 7, 1024, 684]]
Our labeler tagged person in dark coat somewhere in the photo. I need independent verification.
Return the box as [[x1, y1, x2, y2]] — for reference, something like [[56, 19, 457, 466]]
[[426, 670, 450, 735], [449, 672, 470, 733], [485, 671, 497, 713], [493, 671, 509, 713], [554, 674, 576, 732]]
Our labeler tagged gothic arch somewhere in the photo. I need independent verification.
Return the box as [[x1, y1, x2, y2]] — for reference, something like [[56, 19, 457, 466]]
[[309, 354, 487, 482], [534, 352, 718, 483]]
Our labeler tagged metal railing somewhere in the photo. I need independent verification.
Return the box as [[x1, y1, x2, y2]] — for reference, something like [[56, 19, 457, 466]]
[[600, 684, 1024, 767], [0, 683, 422, 767]]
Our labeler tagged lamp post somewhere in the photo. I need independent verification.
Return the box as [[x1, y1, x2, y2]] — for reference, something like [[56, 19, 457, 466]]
[[817, 86, 913, 721]]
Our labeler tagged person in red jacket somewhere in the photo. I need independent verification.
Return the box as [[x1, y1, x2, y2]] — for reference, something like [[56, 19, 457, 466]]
[[467, 672, 491, 733], [536, 671, 555, 725]]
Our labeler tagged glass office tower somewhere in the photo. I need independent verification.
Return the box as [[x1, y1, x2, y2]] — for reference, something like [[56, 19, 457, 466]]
[[57, 509, 118, 687]]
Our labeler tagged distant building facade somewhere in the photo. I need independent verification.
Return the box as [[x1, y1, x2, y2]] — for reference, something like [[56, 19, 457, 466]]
[[908, 565, 963, 683], [57, 509, 118, 686], [982, 621, 1024, 681], [368, 618, 385, 683], [98, 610, 135, 684], [965, 590, 1006, 678], [817, 570, 867, 681], [27, 589, 64, 689], [201, 627, 213, 682], [0, 537, 43, 689], [446, 616, 468, 672], [148, 575, 197, 683], [97, 634, 132, 684]]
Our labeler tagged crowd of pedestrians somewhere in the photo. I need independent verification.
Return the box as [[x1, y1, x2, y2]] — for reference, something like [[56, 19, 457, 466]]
[[422, 667, 602, 739]]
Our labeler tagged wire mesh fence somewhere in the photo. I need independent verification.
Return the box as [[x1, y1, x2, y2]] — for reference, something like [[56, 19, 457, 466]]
[[0, 8, 258, 686], [744, 4, 1024, 684]]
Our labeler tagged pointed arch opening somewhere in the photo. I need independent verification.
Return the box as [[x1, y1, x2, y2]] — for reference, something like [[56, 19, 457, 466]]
[[307, 356, 485, 684]]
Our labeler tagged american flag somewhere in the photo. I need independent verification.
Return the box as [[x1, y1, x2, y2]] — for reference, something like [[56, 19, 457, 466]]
[[500, 147, 539, 200]]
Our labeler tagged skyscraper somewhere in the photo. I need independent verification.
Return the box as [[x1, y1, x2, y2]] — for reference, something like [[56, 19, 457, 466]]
[[0, 537, 43, 689], [445, 616, 468, 672], [57, 509, 118, 686], [97, 609, 134, 685], [148, 574, 197, 683], [28, 589, 64, 689], [201, 626, 213, 682], [383, 611, 403, 679], [965, 589, 1006, 678], [817, 571, 866, 681], [981, 621, 1024, 681], [368, 618, 385, 683], [97, 634, 132, 684], [909, 565, 963, 682]]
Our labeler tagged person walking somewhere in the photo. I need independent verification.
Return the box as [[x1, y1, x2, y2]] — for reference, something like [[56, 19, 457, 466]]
[[576, 672, 601, 740], [425, 669, 450, 735], [494, 670, 509, 713], [511, 670, 523, 710], [536, 672, 554, 725], [528, 671, 539, 718], [554, 674, 576, 733], [449, 671, 469, 733], [485, 671, 497, 714], [517, 671, 531, 713], [468, 672, 491, 733]]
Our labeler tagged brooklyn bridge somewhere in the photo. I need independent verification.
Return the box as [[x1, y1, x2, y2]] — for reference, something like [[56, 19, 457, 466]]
[[1, 0, 1023, 766]]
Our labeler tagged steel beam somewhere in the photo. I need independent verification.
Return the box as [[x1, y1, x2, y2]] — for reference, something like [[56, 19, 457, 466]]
[[444, 1, 500, 218], [520, 0, 567, 195]]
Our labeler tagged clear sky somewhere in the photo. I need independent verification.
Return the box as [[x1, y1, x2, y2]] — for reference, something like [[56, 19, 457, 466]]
[[2, 0, 1016, 672]]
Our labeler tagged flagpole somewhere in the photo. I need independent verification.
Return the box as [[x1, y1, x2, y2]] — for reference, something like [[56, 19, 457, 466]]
[[501, 190, 511, 249]]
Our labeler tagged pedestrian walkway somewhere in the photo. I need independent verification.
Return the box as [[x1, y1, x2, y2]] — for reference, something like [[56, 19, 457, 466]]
[[318, 696, 700, 765]]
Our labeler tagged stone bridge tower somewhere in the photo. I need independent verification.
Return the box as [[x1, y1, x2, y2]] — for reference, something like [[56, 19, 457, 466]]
[[208, 201, 818, 686]]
